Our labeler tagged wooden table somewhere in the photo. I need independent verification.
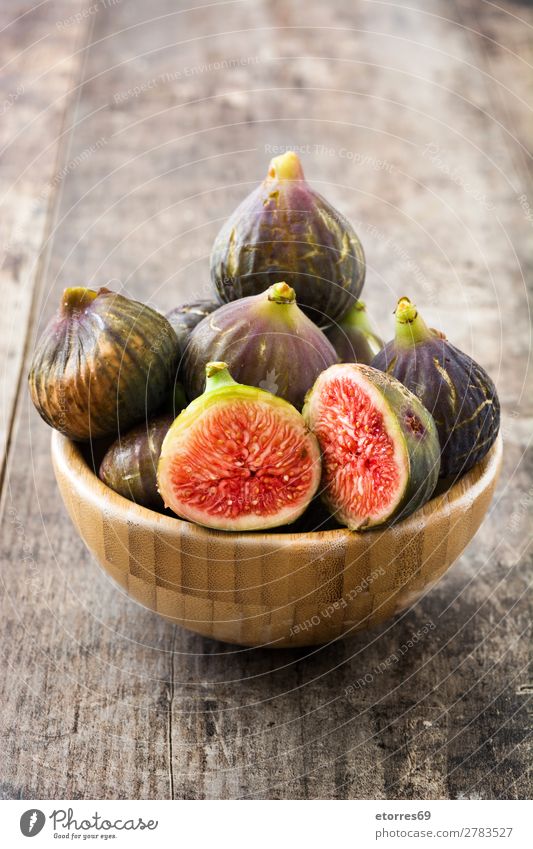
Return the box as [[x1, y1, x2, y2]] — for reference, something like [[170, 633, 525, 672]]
[[1, 0, 531, 800]]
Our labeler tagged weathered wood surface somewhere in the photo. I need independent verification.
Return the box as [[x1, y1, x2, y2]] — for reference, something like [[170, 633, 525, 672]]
[[0, 0, 89, 480], [1, 0, 531, 800]]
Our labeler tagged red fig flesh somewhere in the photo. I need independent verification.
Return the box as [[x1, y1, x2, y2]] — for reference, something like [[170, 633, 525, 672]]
[[158, 362, 321, 531]]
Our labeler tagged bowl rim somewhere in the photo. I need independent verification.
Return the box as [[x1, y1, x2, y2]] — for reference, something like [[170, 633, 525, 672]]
[[51, 430, 503, 545]]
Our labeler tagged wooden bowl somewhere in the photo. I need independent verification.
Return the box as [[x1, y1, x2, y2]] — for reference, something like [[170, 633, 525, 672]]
[[51, 431, 502, 648]]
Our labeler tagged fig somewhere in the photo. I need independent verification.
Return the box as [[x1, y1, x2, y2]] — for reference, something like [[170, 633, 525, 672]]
[[371, 297, 501, 478], [171, 379, 187, 416], [303, 363, 440, 530], [325, 300, 383, 364], [166, 299, 219, 359], [28, 287, 179, 440], [210, 150, 365, 326], [183, 282, 338, 409], [158, 361, 321, 531], [99, 412, 174, 509]]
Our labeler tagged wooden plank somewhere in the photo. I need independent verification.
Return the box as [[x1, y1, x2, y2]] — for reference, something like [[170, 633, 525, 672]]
[[0, 1, 92, 480], [0, 0, 531, 800]]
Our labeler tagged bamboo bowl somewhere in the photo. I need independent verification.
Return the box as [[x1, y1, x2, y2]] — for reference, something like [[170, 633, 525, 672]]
[[51, 431, 502, 647]]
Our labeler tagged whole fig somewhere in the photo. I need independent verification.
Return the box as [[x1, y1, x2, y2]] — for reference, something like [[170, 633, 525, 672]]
[[211, 151, 365, 326], [325, 300, 383, 364], [372, 297, 500, 477], [99, 412, 174, 509], [183, 282, 338, 409], [166, 299, 219, 361], [29, 287, 178, 440]]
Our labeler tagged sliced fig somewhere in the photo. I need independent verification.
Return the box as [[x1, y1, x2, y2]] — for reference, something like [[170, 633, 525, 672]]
[[371, 297, 501, 477], [325, 300, 383, 364], [183, 282, 338, 409], [99, 412, 174, 509], [211, 151, 365, 326], [303, 363, 440, 530], [158, 362, 321, 531]]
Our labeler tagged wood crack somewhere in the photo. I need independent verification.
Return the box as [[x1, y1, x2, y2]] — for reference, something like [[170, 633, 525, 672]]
[[167, 630, 176, 799]]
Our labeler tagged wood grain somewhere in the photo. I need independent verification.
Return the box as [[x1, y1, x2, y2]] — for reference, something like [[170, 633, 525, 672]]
[[0, 0, 531, 800], [0, 1, 90, 481]]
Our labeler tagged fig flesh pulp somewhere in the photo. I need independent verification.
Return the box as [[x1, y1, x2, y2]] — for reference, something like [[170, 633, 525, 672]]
[[325, 300, 383, 364], [158, 362, 321, 531], [303, 363, 440, 530], [371, 298, 500, 478], [210, 151, 365, 326], [99, 412, 174, 509], [183, 282, 338, 409], [28, 287, 179, 440]]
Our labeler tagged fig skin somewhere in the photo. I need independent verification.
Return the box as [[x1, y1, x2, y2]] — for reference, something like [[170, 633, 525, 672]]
[[210, 151, 365, 326], [99, 412, 174, 509], [183, 282, 338, 409], [325, 300, 383, 364], [303, 363, 441, 530], [171, 380, 188, 416], [29, 287, 179, 441], [371, 298, 501, 478], [158, 362, 322, 532], [166, 299, 219, 360]]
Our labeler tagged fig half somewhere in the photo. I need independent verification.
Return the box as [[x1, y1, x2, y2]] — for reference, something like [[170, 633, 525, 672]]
[[372, 297, 501, 477], [303, 363, 440, 530], [183, 282, 338, 409], [211, 151, 366, 326], [158, 362, 321, 531]]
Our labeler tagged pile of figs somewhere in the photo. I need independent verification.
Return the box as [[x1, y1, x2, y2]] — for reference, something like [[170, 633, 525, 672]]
[[29, 151, 500, 533]]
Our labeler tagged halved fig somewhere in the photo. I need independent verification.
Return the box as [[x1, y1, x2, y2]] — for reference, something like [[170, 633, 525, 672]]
[[158, 362, 321, 531], [303, 364, 440, 530]]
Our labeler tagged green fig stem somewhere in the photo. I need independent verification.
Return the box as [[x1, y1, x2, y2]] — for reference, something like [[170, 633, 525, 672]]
[[204, 361, 238, 393], [267, 282, 296, 305], [60, 287, 98, 315], [394, 297, 434, 347], [341, 300, 374, 332], [267, 150, 305, 182]]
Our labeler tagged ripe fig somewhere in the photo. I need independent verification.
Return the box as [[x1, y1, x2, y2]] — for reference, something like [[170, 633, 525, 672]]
[[171, 380, 187, 416], [303, 363, 440, 530], [158, 362, 321, 531], [183, 282, 338, 409], [29, 287, 179, 440], [99, 412, 174, 509], [371, 297, 501, 478], [210, 151, 365, 326], [325, 300, 383, 364], [166, 299, 219, 360]]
